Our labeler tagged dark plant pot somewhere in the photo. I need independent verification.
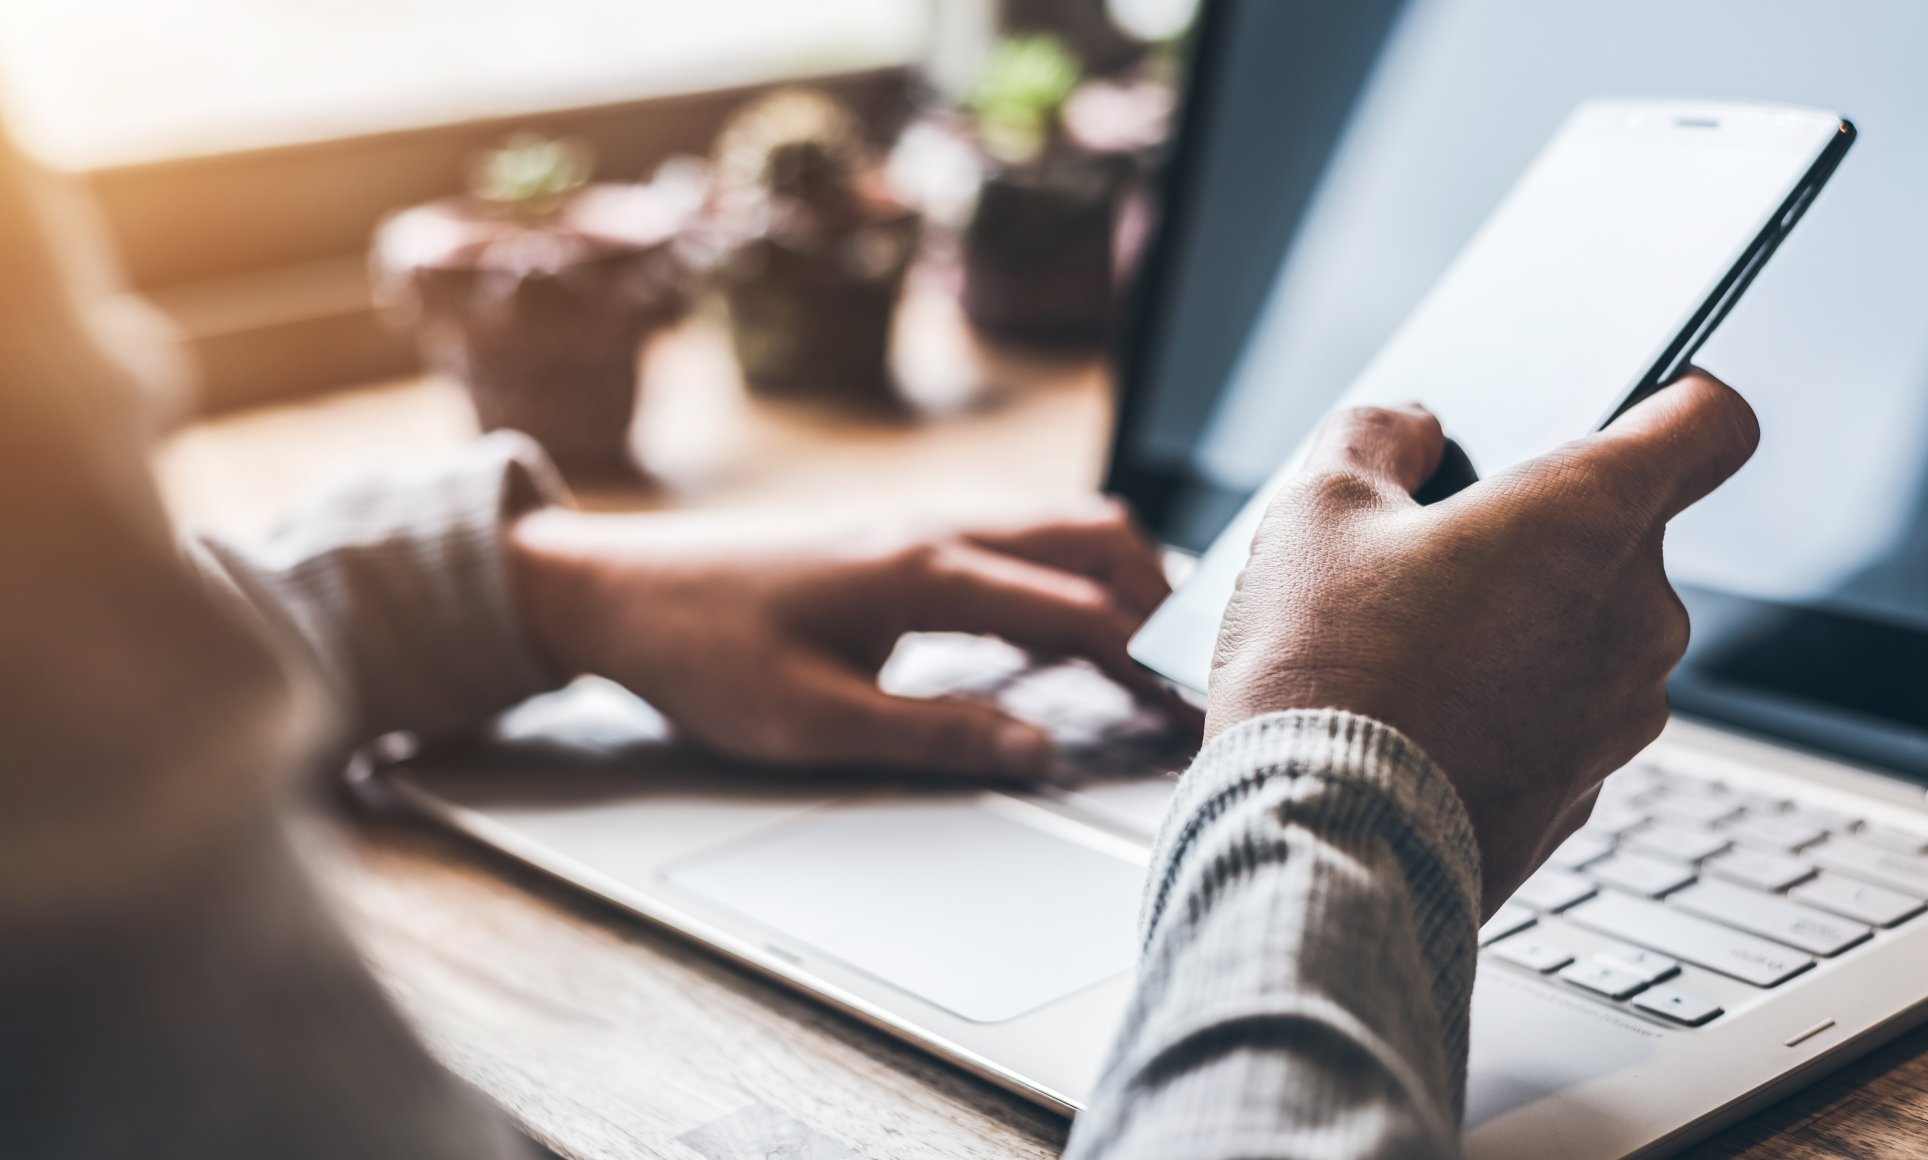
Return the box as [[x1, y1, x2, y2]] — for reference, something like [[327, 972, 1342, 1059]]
[[720, 210, 918, 405], [372, 186, 694, 482], [962, 161, 1121, 348], [417, 260, 651, 480]]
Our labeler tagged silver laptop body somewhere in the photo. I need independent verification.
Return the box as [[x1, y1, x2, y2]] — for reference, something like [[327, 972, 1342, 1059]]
[[360, 3, 1928, 1153], [360, 641, 1928, 1160]]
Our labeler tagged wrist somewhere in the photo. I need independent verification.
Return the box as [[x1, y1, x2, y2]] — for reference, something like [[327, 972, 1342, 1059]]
[[507, 508, 606, 679], [1207, 646, 1396, 744]]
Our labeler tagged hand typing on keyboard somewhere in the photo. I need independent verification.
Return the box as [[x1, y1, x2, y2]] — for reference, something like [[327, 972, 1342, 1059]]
[[509, 501, 1200, 781], [1208, 370, 1759, 917]]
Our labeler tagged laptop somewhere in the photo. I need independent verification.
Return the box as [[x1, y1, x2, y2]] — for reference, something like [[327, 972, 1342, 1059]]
[[358, 2, 1928, 1156]]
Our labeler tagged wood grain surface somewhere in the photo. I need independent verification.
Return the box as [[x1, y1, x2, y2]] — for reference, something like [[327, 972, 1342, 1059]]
[[324, 814, 1071, 1160], [1681, 1023, 1928, 1159], [318, 803, 1928, 1160], [158, 285, 1928, 1159]]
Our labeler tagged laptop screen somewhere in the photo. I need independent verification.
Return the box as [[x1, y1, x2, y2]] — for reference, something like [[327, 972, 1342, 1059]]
[[1112, 0, 1928, 777]]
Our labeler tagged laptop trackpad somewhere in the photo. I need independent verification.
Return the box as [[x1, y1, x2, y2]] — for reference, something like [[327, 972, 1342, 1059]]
[[1465, 970, 1661, 1129], [663, 798, 1145, 1024]]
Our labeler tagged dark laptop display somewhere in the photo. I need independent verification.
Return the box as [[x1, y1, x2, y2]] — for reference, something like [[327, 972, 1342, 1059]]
[[1112, 0, 1928, 775]]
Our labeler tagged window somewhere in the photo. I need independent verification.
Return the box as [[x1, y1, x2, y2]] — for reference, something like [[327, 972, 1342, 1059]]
[[0, 0, 932, 168]]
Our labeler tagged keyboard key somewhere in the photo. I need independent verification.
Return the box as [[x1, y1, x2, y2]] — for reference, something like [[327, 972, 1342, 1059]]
[[1625, 823, 1731, 865], [1633, 987, 1724, 1027], [1808, 839, 1928, 899], [1648, 767, 1723, 796], [1784, 804, 1859, 834], [1727, 788, 1793, 814], [1587, 852, 1696, 898], [1670, 879, 1872, 957], [1647, 792, 1743, 828], [1605, 762, 1668, 791], [1479, 904, 1537, 946], [1580, 805, 1650, 839], [1789, 874, 1928, 928], [1595, 944, 1681, 984], [1513, 868, 1597, 913], [1721, 812, 1826, 853], [1564, 892, 1815, 987], [1490, 936, 1574, 973], [1596, 777, 1655, 807], [1853, 823, 1928, 855], [1548, 830, 1615, 871], [1560, 959, 1650, 1000], [1702, 847, 1814, 893]]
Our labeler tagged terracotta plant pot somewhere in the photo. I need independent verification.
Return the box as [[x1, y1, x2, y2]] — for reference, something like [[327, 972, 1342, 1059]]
[[958, 68, 1173, 349], [707, 89, 921, 408], [961, 158, 1121, 347], [372, 182, 696, 481], [718, 204, 919, 403]]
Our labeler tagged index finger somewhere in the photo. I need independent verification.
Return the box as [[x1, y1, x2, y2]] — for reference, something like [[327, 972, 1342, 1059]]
[[1572, 369, 1760, 521], [913, 542, 1200, 724], [1299, 403, 1448, 501], [963, 500, 1172, 619]]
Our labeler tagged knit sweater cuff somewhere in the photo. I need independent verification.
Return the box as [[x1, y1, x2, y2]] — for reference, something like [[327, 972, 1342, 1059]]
[[383, 430, 575, 727], [1157, 709, 1483, 986], [201, 430, 574, 744]]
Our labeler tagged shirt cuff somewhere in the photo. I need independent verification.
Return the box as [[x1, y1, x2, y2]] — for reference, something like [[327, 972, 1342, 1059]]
[[1172, 709, 1483, 920], [200, 430, 574, 744], [1149, 709, 1485, 1054]]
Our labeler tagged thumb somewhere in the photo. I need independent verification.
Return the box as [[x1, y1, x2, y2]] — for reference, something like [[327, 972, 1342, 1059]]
[[1299, 404, 1448, 502], [1579, 369, 1761, 521], [790, 661, 1055, 779]]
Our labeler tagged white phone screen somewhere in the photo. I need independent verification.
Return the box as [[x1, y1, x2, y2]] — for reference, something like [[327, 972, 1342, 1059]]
[[1133, 100, 1846, 693]]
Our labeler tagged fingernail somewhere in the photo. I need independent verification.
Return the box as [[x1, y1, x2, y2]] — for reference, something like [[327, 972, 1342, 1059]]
[[995, 722, 1052, 776]]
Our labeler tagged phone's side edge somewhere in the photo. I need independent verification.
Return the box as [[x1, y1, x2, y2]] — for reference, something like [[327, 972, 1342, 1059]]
[[1603, 116, 1858, 426]]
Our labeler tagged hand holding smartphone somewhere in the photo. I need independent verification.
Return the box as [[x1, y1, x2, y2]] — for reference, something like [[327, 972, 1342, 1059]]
[[1130, 99, 1855, 695]]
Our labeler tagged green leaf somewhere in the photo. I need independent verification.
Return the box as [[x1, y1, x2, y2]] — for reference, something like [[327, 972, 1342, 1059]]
[[968, 35, 1084, 163]]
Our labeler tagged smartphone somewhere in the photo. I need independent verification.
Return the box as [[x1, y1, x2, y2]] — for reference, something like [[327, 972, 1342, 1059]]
[[1130, 99, 1856, 697]]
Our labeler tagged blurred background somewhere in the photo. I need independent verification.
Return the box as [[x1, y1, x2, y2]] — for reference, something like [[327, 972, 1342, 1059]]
[[0, 0, 1199, 535]]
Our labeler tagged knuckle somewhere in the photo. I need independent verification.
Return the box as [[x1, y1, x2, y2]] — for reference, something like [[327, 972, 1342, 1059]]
[[1516, 451, 1651, 555], [1048, 579, 1126, 648], [1096, 495, 1137, 530], [1357, 403, 1440, 451], [853, 518, 918, 562], [1291, 468, 1388, 514], [1654, 586, 1692, 664], [1636, 690, 1672, 747], [930, 711, 996, 762], [1333, 404, 1405, 434], [732, 714, 805, 761], [1524, 446, 1614, 511], [1602, 692, 1671, 775], [1056, 573, 1116, 616], [892, 539, 952, 580], [1411, 406, 1445, 443], [731, 691, 839, 762]]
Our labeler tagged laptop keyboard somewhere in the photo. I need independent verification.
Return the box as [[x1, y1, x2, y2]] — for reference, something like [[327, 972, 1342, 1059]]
[[885, 633, 1928, 1031], [1482, 761, 1928, 1027], [881, 632, 1192, 783]]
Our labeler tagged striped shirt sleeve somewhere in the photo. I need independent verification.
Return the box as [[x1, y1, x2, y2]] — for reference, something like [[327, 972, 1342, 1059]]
[[1066, 709, 1483, 1160]]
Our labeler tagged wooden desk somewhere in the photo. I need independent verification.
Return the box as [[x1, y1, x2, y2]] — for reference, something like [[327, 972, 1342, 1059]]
[[156, 302, 1928, 1160], [156, 284, 1115, 540]]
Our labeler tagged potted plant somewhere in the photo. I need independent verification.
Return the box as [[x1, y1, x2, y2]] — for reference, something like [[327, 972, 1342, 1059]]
[[950, 32, 1177, 349], [708, 89, 921, 406], [957, 35, 1120, 348], [371, 133, 700, 481]]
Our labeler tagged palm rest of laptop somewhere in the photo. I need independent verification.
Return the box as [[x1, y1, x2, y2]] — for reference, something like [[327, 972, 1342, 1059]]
[[363, 637, 1181, 1108]]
